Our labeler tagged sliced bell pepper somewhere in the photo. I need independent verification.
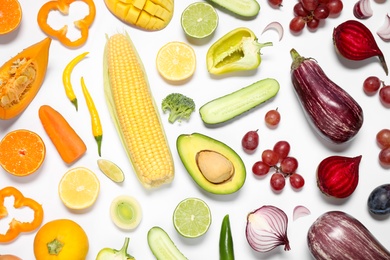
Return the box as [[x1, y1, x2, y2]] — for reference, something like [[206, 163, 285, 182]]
[[206, 27, 273, 75], [37, 0, 96, 48], [0, 186, 44, 243]]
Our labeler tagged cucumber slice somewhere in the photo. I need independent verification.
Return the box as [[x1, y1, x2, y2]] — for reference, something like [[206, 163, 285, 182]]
[[208, 0, 260, 17], [199, 78, 280, 125], [147, 226, 188, 260]]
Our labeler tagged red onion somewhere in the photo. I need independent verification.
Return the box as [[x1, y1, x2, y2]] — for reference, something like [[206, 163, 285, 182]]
[[353, 0, 373, 19], [262, 22, 284, 41], [293, 205, 311, 221], [377, 14, 390, 41], [245, 205, 290, 253]]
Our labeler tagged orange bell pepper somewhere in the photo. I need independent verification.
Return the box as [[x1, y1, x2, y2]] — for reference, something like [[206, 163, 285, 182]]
[[37, 0, 96, 48], [0, 186, 44, 243]]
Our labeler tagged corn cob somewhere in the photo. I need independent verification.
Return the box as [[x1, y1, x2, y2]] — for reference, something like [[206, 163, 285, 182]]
[[103, 32, 174, 188], [104, 0, 174, 31]]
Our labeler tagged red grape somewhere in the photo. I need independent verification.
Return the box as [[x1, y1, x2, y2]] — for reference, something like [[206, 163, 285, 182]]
[[265, 108, 281, 127], [363, 76, 382, 95], [252, 161, 270, 176], [379, 85, 390, 107], [326, 0, 343, 15], [300, 0, 319, 11], [273, 141, 290, 161], [376, 129, 390, 149], [313, 4, 330, 19], [268, 0, 283, 6], [294, 3, 309, 16], [262, 149, 279, 166], [289, 173, 305, 189], [306, 18, 320, 29], [280, 156, 298, 174], [289, 16, 306, 33], [242, 130, 259, 151], [270, 173, 285, 191], [379, 147, 390, 167]]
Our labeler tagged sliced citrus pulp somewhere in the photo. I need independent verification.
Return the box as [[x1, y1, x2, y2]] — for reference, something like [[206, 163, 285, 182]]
[[156, 41, 196, 82], [58, 167, 100, 210], [181, 2, 218, 39], [0, 0, 22, 35], [173, 197, 211, 238], [0, 129, 46, 176], [97, 158, 125, 183]]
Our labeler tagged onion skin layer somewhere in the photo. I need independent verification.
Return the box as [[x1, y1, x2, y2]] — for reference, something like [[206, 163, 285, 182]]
[[290, 49, 363, 144], [307, 211, 390, 260]]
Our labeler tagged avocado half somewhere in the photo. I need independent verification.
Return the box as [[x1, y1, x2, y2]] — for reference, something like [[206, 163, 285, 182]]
[[176, 133, 246, 195]]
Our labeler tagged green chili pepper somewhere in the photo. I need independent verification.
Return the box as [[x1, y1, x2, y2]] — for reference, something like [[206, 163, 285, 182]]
[[219, 214, 235, 260], [96, 237, 135, 260], [206, 27, 272, 75]]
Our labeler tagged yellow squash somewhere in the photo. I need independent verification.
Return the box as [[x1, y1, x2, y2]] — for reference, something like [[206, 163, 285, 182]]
[[0, 37, 51, 120]]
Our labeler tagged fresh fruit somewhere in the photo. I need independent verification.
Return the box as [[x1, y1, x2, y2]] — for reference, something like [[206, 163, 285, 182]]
[[264, 108, 281, 127], [58, 167, 100, 210], [34, 219, 89, 260], [207, 0, 260, 17], [110, 195, 142, 230], [0, 129, 45, 176], [177, 133, 246, 195], [367, 184, 390, 215], [242, 130, 259, 152], [273, 141, 290, 161], [280, 156, 298, 174], [268, 0, 283, 7], [262, 149, 279, 167], [199, 78, 280, 124], [290, 48, 363, 144], [376, 129, 390, 149], [156, 41, 196, 82], [0, 0, 22, 35], [379, 147, 390, 167], [173, 197, 211, 238], [181, 2, 218, 39], [379, 85, 390, 107], [317, 155, 362, 198], [0, 255, 21, 260], [147, 226, 187, 259], [270, 173, 285, 191], [363, 76, 382, 95], [252, 161, 270, 176], [333, 20, 388, 76], [97, 158, 125, 183], [289, 173, 305, 189]]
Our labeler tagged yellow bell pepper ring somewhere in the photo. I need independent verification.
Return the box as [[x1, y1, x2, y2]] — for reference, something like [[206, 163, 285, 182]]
[[206, 27, 273, 75], [37, 0, 96, 48]]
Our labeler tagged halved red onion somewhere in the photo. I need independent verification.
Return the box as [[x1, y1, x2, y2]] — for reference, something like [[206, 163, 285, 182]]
[[353, 0, 373, 19], [377, 14, 390, 41], [262, 22, 284, 41], [246, 205, 290, 253], [293, 205, 311, 221]]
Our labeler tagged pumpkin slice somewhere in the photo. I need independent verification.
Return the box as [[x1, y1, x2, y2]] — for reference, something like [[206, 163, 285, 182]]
[[0, 0, 22, 35]]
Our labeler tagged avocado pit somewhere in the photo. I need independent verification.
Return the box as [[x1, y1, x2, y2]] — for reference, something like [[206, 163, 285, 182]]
[[196, 150, 234, 184]]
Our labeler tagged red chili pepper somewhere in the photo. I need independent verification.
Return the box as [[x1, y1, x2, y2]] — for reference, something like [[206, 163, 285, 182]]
[[0, 186, 44, 243], [37, 0, 96, 48]]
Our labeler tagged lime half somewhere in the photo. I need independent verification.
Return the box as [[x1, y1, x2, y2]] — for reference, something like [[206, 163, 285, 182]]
[[97, 159, 125, 183], [181, 2, 218, 39], [173, 197, 211, 238]]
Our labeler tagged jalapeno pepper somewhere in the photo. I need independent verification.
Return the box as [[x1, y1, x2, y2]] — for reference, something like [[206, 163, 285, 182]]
[[206, 27, 272, 75], [37, 0, 96, 48], [219, 214, 235, 260], [0, 186, 44, 243]]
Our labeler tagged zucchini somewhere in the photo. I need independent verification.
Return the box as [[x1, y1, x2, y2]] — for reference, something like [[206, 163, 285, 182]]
[[199, 78, 279, 125], [147, 226, 188, 259], [207, 0, 260, 17]]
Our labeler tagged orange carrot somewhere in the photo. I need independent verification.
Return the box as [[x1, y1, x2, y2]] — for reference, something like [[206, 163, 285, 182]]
[[38, 105, 86, 164]]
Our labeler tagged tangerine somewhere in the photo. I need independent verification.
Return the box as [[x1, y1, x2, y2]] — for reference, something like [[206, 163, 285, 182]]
[[0, 0, 22, 35]]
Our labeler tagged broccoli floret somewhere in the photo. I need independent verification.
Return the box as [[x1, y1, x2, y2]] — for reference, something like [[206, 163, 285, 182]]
[[161, 93, 195, 123]]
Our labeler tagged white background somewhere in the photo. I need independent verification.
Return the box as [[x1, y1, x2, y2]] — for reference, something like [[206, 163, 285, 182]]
[[1, 0, 390, 259]]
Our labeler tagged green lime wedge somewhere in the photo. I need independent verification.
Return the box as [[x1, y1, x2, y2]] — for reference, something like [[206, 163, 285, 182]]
[[173, 197, 211, 238], [97, 159, 125, 183], [181, 2, 218, 39]]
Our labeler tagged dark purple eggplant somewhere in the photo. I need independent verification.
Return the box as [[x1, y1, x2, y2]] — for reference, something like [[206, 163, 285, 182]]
[[307, 211, 390, 260], [290, 49, 364, 144]]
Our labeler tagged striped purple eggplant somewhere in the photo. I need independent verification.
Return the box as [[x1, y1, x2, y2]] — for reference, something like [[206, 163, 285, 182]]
[[290, 49, 363, 144], [308, 211, 390, 260]]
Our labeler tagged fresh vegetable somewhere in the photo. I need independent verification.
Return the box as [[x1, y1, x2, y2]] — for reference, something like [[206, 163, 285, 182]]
[[38, 105, 87, 164], [262, 21, 284, 41], [206, 27, 272, 75], [207, 0, 260, 17], [333, 20, 388, 75], [317, 155, 362, 199], [97, 158, 125, 183], [161, 93, 196, 123], [199, 78, 279, 125], [293, 205, 311, 221], [96, 237, 135, 260], [353, 0, 373, 19], [103, 32, 174, 189], [147, 226, 188, 260], [110, 195, 142, 230], [0, 186, 43, 243], [246, 205, 290, 253], [0, 255, 21, 260], [34, 219, 89, 260], [0, 0, 22, 35], [62, 52, 89, 111], [0, 37, 51, 120], [368, 184, 390, 215], [241, 130, 259, 152], [307, 211, 390, 259], [290, 48, 364, 144], [37, 0, 96, 48], [104, 0, 173, 31], [377, 14, 390, 41], [81, 77, 103, 156], [219, 214, 234, 260]]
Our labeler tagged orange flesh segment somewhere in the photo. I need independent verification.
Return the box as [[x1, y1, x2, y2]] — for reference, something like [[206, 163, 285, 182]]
[[0, 0, 22, 35]]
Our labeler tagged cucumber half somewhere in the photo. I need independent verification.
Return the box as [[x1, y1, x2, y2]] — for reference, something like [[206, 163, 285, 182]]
[[147, 226, 188, 259], [208, 0, 260, 17], [199, 78, 280, 125]]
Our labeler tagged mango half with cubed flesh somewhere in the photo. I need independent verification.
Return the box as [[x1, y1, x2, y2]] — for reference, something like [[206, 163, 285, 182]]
[[176, 133, 246, 195], [104, 0, 174, 31]]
